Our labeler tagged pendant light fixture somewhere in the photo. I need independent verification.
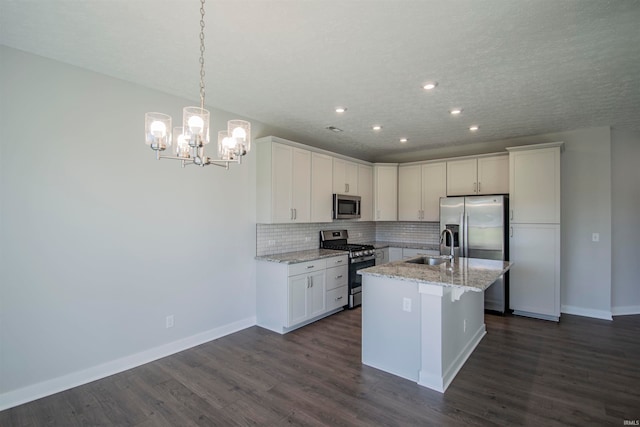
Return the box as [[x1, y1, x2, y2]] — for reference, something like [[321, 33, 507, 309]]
[[144, 0, 251, 168]]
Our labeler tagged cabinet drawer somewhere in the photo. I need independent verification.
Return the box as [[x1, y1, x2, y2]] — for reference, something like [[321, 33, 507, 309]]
[[326, 285, 348, 311], [288, 259, 326, 276], [326, 265, 348, 290], [326, 255, 348, 268]]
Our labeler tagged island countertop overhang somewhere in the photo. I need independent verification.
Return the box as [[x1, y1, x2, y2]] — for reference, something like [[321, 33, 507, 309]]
[[358, 257, 512, 293]]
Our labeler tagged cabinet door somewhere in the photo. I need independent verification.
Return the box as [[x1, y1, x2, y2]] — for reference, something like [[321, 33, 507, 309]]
[[346, 161, 358, 195], [421, 162, 447, 221], [509, 224, 560, 320], [291, 148, 311, 222], [358, 164, 374, 221], [447, 158, 478, 196], [308, 270, 326, 318], [311, 152, 333, 222], [288, 274, 309, 326], [510, 147, 560, 223], [374, 165, 398, 221], [477, 155, 508, 195], [272, 143, 294, 222], [398, 165, 422, 221]]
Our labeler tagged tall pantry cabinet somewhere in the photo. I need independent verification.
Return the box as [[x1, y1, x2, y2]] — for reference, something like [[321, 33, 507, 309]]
[[507, 142, 563, 321]]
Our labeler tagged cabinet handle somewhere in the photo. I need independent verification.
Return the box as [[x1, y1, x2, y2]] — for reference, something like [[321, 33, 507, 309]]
[[294, 208, 297, 220], [510, 209, 514, 220], [478, 182, 481, 193], [336, 296, 343, 301], [307, 265, 315, 269], [306, 277, 310, 288], [345, 183, 349, 193], [336, 275, 343, 279], [473, 182, 477, 193], [336, 260, 343, 263], [510, 226, 513, 237]]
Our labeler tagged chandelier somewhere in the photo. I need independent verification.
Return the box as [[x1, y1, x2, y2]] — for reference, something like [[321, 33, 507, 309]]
[[144, 0, 250, 168]]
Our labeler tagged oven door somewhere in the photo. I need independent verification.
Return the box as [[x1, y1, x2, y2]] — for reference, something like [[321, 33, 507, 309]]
[[349, 256, 376, 305]]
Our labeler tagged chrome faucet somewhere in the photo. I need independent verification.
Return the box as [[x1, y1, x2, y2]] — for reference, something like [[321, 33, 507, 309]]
[[440, 228, 456, 264]]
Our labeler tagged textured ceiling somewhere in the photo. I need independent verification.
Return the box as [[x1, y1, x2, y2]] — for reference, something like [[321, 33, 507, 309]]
[[2, 0, 639, 162]]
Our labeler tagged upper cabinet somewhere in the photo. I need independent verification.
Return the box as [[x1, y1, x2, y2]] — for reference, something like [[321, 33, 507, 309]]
[[507, 143, 562, 224], [358, 164, 374, 221], [333, 158, 359, 195], [310, 152, 334, 223], [398, 162, 446, 221], [374, 164, 398, 221], [446, 154, 508, 196], [257, 139, 311, 223]]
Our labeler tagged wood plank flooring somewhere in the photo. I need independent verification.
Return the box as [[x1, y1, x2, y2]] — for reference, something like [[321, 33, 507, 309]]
[[2, 309, 639, 426]]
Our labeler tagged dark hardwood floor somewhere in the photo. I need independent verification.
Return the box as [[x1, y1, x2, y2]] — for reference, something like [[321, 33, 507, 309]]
[[2, 309, 639, 426]]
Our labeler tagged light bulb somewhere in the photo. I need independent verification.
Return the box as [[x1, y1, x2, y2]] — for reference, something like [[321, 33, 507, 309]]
[[231, 126, 247, 140], [187, 115, 204, 133], [149, 120, 167, 138], [223, 136, 237, 149]]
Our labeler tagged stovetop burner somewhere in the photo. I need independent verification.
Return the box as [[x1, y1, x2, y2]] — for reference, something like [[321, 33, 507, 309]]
[[320, 230, 375, 258]]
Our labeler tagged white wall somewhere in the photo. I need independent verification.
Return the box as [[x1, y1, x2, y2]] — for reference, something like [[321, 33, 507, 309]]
[[611, 128, 640, 315], [0, 46, 275, 409]]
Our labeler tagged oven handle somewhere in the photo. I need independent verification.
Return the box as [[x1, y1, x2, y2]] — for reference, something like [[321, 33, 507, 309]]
[[351, 255, 376, 263]]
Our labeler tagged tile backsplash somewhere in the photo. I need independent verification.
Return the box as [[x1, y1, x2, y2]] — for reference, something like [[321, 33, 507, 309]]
[[256, 221, 440, 256]]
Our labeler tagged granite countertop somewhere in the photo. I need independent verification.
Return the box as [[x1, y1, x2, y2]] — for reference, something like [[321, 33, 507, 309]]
[[255, 248, 346, 264], [367, 241, 440, 251], [358, 257, 511, 292]]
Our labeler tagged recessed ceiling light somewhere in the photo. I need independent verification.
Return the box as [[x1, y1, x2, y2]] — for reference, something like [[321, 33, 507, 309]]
[[469, 125, 479, 131], [422, 82, 438, 90], [335, 107, 347, 113], [450, 108, 463, 115], [400, 138, 408, 143], [326, 126, 343, 132], [372, 125, 383, 131]]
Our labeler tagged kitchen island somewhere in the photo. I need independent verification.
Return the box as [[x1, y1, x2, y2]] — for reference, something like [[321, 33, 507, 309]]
[[358, 257, 511, 393]]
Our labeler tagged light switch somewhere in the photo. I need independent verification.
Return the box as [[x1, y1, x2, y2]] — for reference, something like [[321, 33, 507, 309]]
[[402, 297, 412, 312], [592, 233, 600, 242]]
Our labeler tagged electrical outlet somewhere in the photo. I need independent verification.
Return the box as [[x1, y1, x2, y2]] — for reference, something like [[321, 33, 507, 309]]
[[402, 297, 412, 312], [592, 233, 600, 242], [166, 315, 174, 329]]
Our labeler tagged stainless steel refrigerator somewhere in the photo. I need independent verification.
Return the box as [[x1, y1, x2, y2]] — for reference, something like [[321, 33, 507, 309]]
[[440, 195, 509, 313]]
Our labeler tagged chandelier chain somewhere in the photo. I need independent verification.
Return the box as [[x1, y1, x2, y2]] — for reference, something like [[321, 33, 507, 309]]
[[199, 0, 206, 109]]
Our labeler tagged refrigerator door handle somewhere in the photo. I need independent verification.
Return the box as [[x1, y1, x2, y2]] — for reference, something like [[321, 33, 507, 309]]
[[464, 213, 470, 257]]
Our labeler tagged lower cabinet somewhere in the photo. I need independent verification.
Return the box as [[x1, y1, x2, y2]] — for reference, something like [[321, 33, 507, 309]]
[[374, 248, 389, 265], [288, 269, 326, 326], [509, 223, 561, 321], [257, 255, 348, 334]]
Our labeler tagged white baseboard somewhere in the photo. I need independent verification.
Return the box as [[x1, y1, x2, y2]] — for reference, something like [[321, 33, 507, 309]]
[[561, 305, 613, 320], [0, 316, 256, 411], [612, 305, 640, 316]]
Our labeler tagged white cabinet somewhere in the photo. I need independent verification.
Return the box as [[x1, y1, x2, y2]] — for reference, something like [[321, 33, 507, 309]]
[[509, 224, 560, 320], [288, 268, 325, 326], [374, 247, 389, 265], [508, 146, 561, 224], [374, 164, 398, 221], [311, 152, 334, 223], [333, 158, 358, 195], [389, 247, 403, 262], [358, 164, 374, 221], [507, 142, 563, 322], [256, 139, 311, 223], [447, 154, 508, 196], [257, 255, 349, 334], [398, 162, 446, 221]]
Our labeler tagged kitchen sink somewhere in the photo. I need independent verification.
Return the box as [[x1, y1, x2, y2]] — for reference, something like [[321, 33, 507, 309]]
[[405, 255, 452, 266]]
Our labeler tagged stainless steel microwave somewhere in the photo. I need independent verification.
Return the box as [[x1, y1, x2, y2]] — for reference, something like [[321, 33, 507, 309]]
[[333, 194, 361, 219]]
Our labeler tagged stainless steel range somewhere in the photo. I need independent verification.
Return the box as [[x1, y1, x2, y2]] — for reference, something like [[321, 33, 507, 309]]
[[320, 230, 375, 309]]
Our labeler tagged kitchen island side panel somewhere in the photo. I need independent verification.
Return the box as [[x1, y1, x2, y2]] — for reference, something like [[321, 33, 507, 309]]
[[361, 276, 421, 382]]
